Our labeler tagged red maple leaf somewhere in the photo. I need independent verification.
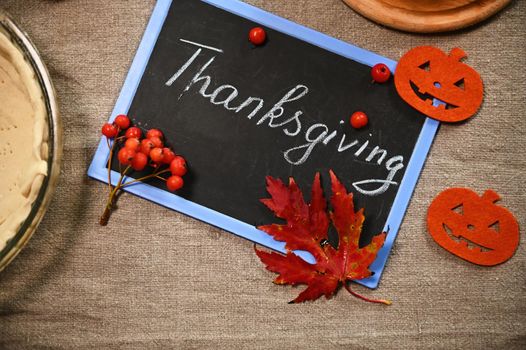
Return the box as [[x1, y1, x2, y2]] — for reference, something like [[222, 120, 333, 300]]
[[255, 170, 390, 304]]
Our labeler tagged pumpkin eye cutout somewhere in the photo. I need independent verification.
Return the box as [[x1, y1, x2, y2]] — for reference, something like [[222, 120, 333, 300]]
[[419, 61, 431, 72], [488, 221, 500, 233], [454, 78, 465, 90], [451, 203, 463, 215]]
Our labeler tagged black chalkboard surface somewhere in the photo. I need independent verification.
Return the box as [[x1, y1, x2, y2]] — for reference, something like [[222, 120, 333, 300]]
[[89, 0, 439, 288]]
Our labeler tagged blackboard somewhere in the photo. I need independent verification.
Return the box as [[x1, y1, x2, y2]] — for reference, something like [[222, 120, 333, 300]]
[[89, 0, 439, 288]]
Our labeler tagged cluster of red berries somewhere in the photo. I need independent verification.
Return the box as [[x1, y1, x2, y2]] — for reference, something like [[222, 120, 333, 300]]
[[101, 115, 187, 192]]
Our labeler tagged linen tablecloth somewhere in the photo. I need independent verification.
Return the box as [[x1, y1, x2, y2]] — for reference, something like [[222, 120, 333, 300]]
[[1, 1, 524, 348]]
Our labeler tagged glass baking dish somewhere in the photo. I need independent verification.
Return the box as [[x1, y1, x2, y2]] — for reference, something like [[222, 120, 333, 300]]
[[0, 11, 62, 271]]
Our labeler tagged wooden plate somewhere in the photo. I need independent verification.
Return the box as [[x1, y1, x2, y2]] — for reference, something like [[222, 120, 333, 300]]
[[342, 0, 512, 33]]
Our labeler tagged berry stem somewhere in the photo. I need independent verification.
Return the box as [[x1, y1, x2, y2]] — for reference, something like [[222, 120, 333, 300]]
[[344, 281, 391, 306], [100, 196, 116, 226], [100, 165, 130, 226], [99, 166, 170, 226], [119, 169, 171, 188], [106, 138, 115, 192]]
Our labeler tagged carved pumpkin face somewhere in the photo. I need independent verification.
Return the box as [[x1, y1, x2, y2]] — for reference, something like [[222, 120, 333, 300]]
[[395, 46, 483, 123], [427, 188, 519, 266]]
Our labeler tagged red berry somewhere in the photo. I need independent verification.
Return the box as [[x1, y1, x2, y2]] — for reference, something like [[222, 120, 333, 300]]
[[124, 137, 141, 152], [146, 128, 163, 140], [350, 111, 369, 129], [131, 152, 148, 171], [114, 114, 131, 129], [166, 175, 184, 192], [101, 123, 118, 138], [150, 147, 165, 163], [170, 156, 187, 176], [117, 147, 136, 166], [140, 139, 155, 155], [125, 126, 142, 139], [371, 63, 391, 83], [249, 27, 266, 46], [162, 148, 176, 164], [149, 136, 164, 148]]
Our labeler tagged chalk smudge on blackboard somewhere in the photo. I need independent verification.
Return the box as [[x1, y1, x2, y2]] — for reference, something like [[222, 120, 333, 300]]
[[165, 38, 405, 196]]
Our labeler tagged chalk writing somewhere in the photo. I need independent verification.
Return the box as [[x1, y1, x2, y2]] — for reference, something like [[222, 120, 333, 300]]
[[164, 39, 406, 196]]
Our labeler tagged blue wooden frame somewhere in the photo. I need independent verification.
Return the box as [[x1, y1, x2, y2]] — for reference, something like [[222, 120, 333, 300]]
[[88, 0, 439, 288]]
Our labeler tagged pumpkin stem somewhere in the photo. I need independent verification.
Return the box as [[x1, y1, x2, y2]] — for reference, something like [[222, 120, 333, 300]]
[[449, 47, 467, 61], [482, 189, 501, 203]]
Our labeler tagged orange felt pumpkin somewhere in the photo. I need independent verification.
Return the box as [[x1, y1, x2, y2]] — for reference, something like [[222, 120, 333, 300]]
[[395, 46, 483, 123], [427, 188, 519, 266]]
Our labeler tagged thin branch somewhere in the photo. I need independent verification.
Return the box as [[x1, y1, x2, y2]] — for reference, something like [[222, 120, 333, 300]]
[[120, 168, 171, 188]]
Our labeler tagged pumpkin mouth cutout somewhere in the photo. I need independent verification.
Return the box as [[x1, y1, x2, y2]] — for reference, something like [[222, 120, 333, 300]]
[[409, 81, 459, 110], [442, 223, 493, 253]]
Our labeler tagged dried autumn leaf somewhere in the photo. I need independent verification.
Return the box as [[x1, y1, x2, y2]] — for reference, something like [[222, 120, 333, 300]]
[[255, 170, 390, 304]]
